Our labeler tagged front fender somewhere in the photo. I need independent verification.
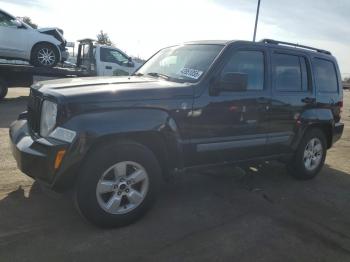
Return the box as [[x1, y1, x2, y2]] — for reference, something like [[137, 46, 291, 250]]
[[67, 109, 169, 134], [62, 108, 184, 170]]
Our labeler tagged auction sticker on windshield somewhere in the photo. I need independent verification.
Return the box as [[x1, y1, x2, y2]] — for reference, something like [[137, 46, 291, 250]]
[[178, 68, 203, 80]]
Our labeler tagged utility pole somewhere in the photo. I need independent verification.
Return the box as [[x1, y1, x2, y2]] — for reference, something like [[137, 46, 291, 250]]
[[253, 0, 261, 42]]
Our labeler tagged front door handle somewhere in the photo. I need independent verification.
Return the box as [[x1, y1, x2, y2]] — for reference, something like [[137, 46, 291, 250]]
[[301, 97, 316, 104], [256, 97, 269, 104], [105, 66, 112, 70], [256, 97, 270, 110]]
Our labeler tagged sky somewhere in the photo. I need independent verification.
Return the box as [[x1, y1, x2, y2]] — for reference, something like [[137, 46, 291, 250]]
[[1, 0, 349, 77]]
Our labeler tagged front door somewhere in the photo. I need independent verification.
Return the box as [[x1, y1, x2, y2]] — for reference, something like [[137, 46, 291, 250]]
[[189, 47, 271, 166], [0, 12, 28, 59]]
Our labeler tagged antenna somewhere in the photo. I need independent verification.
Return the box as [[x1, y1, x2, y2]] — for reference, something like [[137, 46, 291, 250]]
[[253, 0, 261, 42]]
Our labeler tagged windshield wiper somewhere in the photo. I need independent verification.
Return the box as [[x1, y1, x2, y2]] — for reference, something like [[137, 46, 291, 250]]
[[146, 72, 186, 83], [133, 72, 144, 76], [147, 72, 170, 80]]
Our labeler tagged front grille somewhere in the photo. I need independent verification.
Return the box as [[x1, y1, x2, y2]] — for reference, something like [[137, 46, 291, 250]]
[[27, 91, 42, 134]]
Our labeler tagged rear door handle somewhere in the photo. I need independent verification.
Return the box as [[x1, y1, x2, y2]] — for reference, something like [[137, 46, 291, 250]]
[[105, 66, 112, 69], [301, 97, 316, 104]]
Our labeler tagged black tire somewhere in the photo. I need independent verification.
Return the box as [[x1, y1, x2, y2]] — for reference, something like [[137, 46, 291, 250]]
[[31, 43, 59, 68], [0, 78, 8, 100], [75, 141, 162, 228], [287, 128, 327, 180]]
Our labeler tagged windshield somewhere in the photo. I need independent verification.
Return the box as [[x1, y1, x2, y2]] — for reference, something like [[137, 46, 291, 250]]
[[135, 44, 224, 82]]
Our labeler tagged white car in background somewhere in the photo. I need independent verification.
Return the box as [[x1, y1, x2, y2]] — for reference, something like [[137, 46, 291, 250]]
[[0, 9, 68, 67]]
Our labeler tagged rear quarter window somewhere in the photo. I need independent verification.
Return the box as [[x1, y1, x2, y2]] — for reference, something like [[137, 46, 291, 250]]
[[313, 58, 338, 93]]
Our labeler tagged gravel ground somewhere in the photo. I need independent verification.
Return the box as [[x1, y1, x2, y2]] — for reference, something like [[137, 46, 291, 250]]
[[0, 88, 349, 262]]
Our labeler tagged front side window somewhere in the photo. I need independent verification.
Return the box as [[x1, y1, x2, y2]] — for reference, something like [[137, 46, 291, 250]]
[[221, 50, 264, 91], [313, 58, 338, 93], [136, 44, 224, 83], [100, 48, 129, 65], [272, 53, 305, 92], [0, 12, 15, 27]]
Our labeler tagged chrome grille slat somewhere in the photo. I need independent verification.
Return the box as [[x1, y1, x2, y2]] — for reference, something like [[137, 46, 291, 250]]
[[28, 92, 42, 134]]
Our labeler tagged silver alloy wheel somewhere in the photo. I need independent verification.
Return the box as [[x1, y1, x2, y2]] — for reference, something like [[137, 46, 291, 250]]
[[303, 137, 323, 171], [96, 161, 149, 215], [37, 48, 56, 66]]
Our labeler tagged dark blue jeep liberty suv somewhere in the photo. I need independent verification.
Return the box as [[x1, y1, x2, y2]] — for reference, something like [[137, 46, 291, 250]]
[[10, 39, 344, 227]]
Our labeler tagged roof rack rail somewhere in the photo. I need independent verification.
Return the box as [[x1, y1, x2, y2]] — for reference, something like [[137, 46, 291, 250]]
[[260, 39, 331, 55]]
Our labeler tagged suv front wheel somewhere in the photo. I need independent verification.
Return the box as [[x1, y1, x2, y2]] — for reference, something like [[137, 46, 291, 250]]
[[31, 44, 59, 68], [75, 141, 161, 228], [287, 128, 327, 180]]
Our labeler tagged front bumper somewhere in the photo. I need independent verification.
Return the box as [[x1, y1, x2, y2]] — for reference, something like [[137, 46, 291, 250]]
[[9, 119, 74, 191], [61, 49, 69, 62]]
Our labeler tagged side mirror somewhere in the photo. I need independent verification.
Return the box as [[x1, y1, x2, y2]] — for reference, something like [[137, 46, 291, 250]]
[[11, 19, 23, 28], [219, 72, 248, 92], [126, 58, 134, 68]]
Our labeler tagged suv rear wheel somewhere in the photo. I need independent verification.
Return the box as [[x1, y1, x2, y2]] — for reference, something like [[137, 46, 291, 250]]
[[287, 128, 327, 180], [75, 141, 161, 228], [31, 44, 59, 68]]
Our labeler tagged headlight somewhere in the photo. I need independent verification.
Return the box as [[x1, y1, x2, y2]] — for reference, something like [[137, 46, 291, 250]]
[[40, 100, 57, 137]]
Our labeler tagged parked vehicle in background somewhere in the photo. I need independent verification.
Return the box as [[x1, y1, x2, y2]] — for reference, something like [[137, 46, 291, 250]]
[[84, 41, 143, 76], [0, 9, 68, 68], [0, 39, 143, 99], [343, 82, 350, 90], [9, 39, 344, 227]]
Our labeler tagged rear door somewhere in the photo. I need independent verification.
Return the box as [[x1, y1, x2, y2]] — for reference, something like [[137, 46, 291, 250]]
[[268, 50, 314, 154]]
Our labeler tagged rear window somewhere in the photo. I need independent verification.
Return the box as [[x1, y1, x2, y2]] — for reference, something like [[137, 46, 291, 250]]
[[313, 58, 338, 93]]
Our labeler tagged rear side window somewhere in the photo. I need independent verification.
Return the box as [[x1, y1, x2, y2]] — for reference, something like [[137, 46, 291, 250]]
[[222, 51, 264, 91], [272, 53, 308, 92], [313, 58, 338, 93]]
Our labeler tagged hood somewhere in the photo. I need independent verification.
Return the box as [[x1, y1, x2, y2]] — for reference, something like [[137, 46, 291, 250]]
[[38, 27, 64, 35], [32, 76, 193, 103], [37, 27, 65, 44]]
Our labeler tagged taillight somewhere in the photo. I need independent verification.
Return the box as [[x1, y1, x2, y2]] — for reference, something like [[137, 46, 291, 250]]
[[338, 100, 343, 118]]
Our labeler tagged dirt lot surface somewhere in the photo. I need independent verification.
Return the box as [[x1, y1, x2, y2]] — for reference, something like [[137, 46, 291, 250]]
[[0, 88, 350, 262]]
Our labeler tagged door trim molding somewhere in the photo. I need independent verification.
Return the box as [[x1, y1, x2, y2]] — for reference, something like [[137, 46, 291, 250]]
[[197, 137, 266, 152], [194, 132, 292, 152]]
